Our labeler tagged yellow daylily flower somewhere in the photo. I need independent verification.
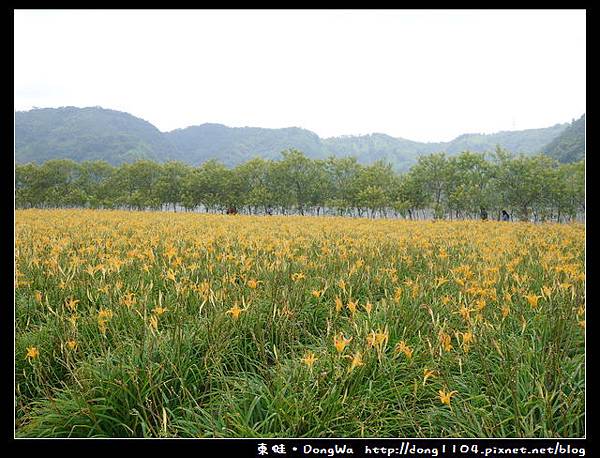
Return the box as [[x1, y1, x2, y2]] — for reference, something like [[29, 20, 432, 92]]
[[439, 389, 458, 406], [333, 333, 352, 353], [301, 351, 317, 368], [25, 346, 39, 361]]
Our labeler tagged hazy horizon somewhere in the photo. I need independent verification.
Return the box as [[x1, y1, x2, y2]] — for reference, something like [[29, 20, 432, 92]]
[[14, 10, 586, 142]]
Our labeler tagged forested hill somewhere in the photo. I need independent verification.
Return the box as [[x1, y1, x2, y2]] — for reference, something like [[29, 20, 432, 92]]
[[15, 107, 176, 164], [322, 123, 569, 168], [322, 133, 432, 171], [440, 123, 571, 155], [542, 114, 586, 163], [15, 106, 578, 170], [166, 124, 328, 167]]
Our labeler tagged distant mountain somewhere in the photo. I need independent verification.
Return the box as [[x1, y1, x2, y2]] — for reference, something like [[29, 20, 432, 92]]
[[542, 114, 585, 163], [15, 106, 176, 164], [322, 123, 569, 170], [442, 123, 570, 155], [166, 123, 327, 167], [15, 106, 577, 170]]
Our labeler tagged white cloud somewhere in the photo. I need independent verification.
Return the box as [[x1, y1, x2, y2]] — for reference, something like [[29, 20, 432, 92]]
[[14, 9, 586, 142]]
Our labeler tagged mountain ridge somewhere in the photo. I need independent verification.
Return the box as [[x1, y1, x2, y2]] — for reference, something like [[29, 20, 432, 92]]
[[15, 106, 581, 170]]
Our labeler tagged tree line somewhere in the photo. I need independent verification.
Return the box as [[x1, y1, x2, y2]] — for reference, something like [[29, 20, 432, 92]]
[[15, 148, 585, 222]]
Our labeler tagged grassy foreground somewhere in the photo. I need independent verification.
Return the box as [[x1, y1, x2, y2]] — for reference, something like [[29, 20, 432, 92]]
[[15, 209, 585, 437]]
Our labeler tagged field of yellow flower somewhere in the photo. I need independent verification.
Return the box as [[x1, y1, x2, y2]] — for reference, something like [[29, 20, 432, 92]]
[[15, 209, 585, 437]]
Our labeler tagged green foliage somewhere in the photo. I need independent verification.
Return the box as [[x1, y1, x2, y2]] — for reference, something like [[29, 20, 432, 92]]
[[16, 149, 584, 223]]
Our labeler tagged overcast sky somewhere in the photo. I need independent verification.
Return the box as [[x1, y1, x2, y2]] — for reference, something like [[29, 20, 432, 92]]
[[14, 9, 585, 142]]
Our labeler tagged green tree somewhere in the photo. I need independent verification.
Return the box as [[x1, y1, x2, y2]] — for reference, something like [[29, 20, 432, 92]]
[[350, 161, 395, 217], [155, 161, 191, 212], [235, 158, 276, 214], [79, 161, 116, 208], [445, 152, 493, 219], [406, 153, 451, 218], [323, 156, 363, 216], [271, 149, 323, 215], [112, 160, 163, 210]]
